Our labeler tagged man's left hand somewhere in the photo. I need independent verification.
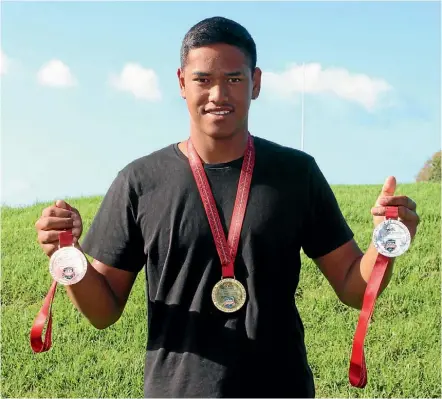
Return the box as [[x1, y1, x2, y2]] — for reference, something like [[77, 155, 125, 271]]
[[371, 176, 420, 240]]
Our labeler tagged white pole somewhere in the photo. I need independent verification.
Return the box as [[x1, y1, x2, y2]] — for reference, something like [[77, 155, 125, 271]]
[[301, 62, 305, 151]]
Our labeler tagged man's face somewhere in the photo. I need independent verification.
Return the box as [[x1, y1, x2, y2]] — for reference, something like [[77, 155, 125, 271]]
[[178, 43, 261, 140]]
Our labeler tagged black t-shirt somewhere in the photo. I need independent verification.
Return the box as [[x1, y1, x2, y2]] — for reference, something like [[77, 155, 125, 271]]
[[82, 136, 354, 398]]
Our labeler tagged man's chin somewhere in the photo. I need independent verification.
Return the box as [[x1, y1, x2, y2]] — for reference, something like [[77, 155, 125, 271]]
[[202, 126, 243, 140], [205, 131, 234, 140]]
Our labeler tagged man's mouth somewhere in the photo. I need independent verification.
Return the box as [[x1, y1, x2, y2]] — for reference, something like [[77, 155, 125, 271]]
[[208, 110, 232, 115], [204, 107, 234, 116]]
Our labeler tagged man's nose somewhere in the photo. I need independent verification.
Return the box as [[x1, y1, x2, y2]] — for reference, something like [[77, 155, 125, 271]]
[[208, 83, 229, 104]]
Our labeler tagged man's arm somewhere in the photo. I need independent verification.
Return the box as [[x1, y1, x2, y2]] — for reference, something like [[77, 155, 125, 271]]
[[314, 176, 419, 310], [36, 167, 146, 329], [65, 246, 137, 329], [68, 168, 146, 328], [314, 239, 394, 309], [35, 200, 139, 330]]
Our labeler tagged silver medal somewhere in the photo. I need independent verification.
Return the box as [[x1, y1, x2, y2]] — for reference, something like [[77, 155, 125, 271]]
[[372, 219, 411, 258], [49, 246, 87, 285]]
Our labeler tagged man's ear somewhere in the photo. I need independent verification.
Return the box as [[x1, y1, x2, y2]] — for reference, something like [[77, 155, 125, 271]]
[[177, 68, 186, 99], [251, 67, 262, 100]]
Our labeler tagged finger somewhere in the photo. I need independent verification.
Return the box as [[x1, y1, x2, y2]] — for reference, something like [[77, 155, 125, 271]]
[[371, 206, 420, 223], [71, 213, 83, 236], [38, 227, 81, 244], [38, 230, 62, 245], [71, 211, 82, 224], [42, 206, 73, 218], [379, 176, 396, 197], [377, 195, 417, 211], [40, 243, 58, 258], [35, 216, 74, 231], [55, 200, 72, 212], [72, 226, 82, 239]]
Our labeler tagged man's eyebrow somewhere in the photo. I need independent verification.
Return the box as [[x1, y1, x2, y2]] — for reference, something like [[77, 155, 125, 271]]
[[191, 71, 244, 77], [225, 71, 243, 77], [192, 71, 210, 77]]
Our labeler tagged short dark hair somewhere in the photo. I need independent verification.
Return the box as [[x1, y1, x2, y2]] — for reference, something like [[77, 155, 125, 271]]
[[180, 16, 257, 71]]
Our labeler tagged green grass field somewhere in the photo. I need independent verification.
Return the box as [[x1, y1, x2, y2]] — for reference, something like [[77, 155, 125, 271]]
[[1, 182, 440, 398]]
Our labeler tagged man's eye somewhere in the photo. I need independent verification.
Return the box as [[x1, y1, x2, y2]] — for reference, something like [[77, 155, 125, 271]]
[[229, 78, 241, 83], [194, 78, 209, 83]]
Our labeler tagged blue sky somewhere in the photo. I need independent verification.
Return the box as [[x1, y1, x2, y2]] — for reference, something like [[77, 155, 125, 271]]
[[1, 1, 440, 207]]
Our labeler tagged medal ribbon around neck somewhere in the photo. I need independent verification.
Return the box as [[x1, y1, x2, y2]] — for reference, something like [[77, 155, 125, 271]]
[[187, 134, 255, 280], [349, 206, 410, 388]]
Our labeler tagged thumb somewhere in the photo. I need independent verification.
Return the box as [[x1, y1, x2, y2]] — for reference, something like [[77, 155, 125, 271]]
[[378, 176, 397, 202], [55, 199, 72, 211]]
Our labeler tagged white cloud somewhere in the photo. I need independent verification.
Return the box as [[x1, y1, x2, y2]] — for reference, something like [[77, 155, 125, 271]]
[[262, 63, 392, 111], [109, 63, 161, 101], [1, 49, 10, 75], [37, 59, 76, 88]]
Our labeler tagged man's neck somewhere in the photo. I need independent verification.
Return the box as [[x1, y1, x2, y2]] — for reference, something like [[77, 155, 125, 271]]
[[179, 130, 249, 164]]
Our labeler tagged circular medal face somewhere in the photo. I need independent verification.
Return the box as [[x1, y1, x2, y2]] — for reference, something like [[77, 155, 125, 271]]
[[49, 246, 87, 285], [373, 219, 411, 258], [212, 278, 247, 313]]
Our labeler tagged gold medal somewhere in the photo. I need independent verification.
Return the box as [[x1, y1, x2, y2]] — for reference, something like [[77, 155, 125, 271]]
[[212, 278, 246, 313], [188, 135, 255, 314]]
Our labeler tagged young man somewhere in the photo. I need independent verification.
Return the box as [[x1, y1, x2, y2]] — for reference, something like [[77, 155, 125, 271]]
[[35, 16, 419, 398]]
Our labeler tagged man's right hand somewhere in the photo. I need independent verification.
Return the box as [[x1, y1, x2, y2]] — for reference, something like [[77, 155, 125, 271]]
[[35, 200, 83, 258]]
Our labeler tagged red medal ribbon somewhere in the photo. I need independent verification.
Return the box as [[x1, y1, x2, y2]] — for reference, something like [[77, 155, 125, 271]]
[[187, 134, 255, 278], [30, 204, 73, 353], [349, 206, 399, 387]]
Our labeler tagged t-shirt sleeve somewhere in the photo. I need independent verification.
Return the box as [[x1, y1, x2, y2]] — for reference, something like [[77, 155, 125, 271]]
[[301, 158, 354, 259], [81, 169, 146, 273]]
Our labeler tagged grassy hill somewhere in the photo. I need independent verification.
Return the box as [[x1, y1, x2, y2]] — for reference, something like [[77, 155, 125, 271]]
[[1, 182, 440, 398]]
